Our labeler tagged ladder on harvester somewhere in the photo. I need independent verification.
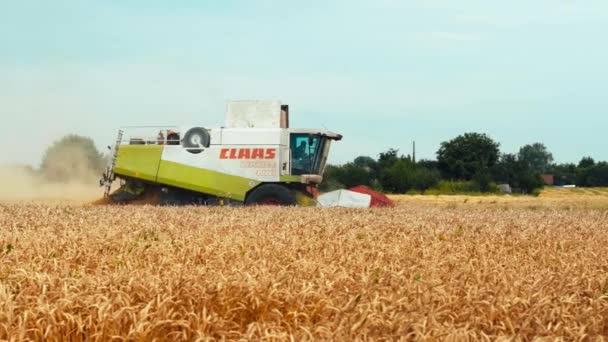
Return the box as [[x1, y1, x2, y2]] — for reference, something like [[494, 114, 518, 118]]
[[103, 129, 124, 198]]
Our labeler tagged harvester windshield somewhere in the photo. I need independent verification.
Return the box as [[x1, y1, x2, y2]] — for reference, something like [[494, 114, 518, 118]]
[[290, 134, 329, 176]]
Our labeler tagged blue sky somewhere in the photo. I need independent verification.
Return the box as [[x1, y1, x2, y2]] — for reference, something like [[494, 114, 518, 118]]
[[1, 0, 606, 166]]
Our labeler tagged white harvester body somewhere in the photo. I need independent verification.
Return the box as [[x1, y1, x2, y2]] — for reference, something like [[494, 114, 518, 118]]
[[101, 101, 341, 205]]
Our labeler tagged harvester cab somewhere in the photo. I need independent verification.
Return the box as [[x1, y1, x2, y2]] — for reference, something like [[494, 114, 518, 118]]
[[100, 101, 342, 206]]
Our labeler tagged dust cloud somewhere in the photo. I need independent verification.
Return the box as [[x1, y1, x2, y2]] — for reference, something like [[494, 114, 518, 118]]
[[0, 166, 103, 204], [0, 133, 115, 203]]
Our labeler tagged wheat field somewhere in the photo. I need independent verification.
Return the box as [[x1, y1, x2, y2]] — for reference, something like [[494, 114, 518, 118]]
[[1, 189, 608, 340]]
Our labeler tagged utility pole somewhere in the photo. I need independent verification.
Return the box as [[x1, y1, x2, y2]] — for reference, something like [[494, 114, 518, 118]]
[[412, 140, 416, 163]]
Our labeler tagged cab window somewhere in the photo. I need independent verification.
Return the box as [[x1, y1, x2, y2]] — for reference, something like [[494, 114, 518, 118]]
[[290, 134, 320, 175]]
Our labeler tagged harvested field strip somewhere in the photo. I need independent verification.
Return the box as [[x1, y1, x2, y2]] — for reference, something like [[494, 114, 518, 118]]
[[391, 188, 608, 209], [1, 203, 608, 339]]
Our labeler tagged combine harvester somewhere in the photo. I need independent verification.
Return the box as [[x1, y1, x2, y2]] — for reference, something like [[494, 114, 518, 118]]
[[99, 101, 342, 206]]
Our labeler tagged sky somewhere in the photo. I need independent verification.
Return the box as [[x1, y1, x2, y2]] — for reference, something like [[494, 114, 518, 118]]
[[1, 0, 607, 167]]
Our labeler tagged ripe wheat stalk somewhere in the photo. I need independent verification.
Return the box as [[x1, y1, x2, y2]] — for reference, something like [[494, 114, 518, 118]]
[[1, 198, 608, 340]]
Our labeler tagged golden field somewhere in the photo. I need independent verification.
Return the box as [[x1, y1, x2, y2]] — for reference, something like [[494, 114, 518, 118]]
[[1, 189, 608, 340]]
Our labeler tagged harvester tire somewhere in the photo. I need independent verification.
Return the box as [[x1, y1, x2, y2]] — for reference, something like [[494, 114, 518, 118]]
[[245, 184, 296, 206], [167, 132, 180, 145], [182, 127, 210, 154]]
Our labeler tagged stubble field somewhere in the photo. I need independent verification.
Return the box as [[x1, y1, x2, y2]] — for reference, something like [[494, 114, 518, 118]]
[[1, 189, 608, 340]]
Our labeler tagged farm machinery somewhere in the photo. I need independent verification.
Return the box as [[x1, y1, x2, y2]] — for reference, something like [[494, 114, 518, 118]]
[[99, 101, 342, 206]]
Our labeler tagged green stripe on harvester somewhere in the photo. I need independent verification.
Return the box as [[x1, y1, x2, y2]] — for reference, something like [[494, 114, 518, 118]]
[[156, 160, 259, 201], [114, 145, 164, 182], [280, 175, 302, 183]]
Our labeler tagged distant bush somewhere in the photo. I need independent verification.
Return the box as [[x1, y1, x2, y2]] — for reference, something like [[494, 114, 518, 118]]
[[320, 163, 374, 191], [512, 172, 545, 195], [414, 167, 442, 191], [322, 149, 440, 194], [425, 180, 500, 195], [381, 160, 440, 194], [472, 171, 495, 193]]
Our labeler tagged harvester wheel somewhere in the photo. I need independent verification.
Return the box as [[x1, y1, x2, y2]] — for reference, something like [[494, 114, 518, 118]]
[[167, 132, 180, 145], [245, 184, 296, 206], [182, 127, 210, 154]]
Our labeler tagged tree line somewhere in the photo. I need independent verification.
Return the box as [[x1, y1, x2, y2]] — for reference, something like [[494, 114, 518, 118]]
[[321, 132, 608, 195], [28, 133, 608, 195]]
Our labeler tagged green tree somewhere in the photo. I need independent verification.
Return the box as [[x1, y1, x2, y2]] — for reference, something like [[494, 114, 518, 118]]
[[320, 159, 381, 191], [353, 156, 377, 170], [492, 152, 545, 194], [417, 159, 439, 171], [492, 153, 519, 184], [378, 157, 440, 194], [40, 134, 105, 182], [382, 159, 417, 193], [377, 149, 400, 170], [437, 133, 500, 180], [576, 162, 608, 187], [578, 157, 595, 169], [518, 143, 553, 174], [319, 165, 344, 191], [338, 162, 374, 188], [514, 171, 545, 194], [377, 148, 411, 191], [413, 167, 441, 192]]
